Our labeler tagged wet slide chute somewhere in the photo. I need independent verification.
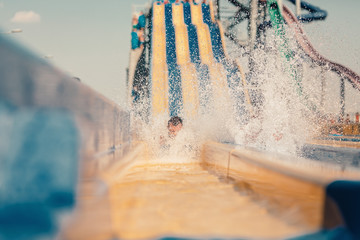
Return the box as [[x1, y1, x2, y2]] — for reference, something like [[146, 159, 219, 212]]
[[149, 1, 251, 120]]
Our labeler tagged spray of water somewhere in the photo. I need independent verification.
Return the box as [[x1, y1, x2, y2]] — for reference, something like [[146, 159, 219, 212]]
[[130, 26, 327, 161], [232, 28, 322, 156]]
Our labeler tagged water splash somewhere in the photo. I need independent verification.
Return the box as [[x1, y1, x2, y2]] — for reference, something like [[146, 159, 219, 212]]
[[130, 26, 333, 159], [228, 28, 319, 156]]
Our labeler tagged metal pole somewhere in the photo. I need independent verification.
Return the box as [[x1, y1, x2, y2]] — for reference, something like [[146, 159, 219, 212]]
[[249, 0, 258, 50], [296, 0, 301, 17], [320, 67, 325, 109], [277, 0, 283, 17], [216, 0, 220, 20], [247, 0, 258, 86], [340, 78, 345, 121]]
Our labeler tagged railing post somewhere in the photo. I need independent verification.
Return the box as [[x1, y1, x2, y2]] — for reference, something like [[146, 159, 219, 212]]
[[247, 0, 258, 87], [216, 0, 220, 20], [249, 0, 258, 51], [320, 67, 325, 109], [296, 0, 301, 17], [340, 77, 345, 121], [277, 0, 283, 16]]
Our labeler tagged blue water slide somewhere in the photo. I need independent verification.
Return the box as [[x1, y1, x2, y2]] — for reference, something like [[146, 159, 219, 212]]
[[165, 3, 183, 117], [183, 3, 200, 64], [201, 3, 247, 117], [168, 65, 183, 117], [183, 3, 211, 109], [201, 4, 225, 62], [208, 25, 225, 62], [201, 3, 212, 25], [202, 4, 241, 89], [165, 4, 177, 66]]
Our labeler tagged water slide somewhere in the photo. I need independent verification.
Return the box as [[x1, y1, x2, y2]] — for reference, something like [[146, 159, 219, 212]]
[[1, 2, 360, 240], [282, 5, 360, 91], [267, 0, 360, 93], [83, 2, 360, 239], [150, 2, 251, 119], [265, 0, 360, 118]]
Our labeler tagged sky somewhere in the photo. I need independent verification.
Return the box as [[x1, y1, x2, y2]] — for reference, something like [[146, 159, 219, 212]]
[[0, 0, 359, 109], [0, 0, 150, 108], [300, 0, 360, 74]]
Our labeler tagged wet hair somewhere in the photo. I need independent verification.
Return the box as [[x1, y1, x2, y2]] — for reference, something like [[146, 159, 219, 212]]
[[168, 116, 183, 126]]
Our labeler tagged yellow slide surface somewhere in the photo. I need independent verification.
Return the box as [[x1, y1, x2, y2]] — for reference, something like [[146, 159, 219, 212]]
[[151, 3, 168, 116], [62, 159, 305, 240], [107, 160, 302, 239], [61, 141, 357, 239]]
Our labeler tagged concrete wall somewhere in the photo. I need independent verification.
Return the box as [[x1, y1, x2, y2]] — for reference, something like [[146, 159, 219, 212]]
[[201, 141, 360, 233], [0, 35, 131, 238]]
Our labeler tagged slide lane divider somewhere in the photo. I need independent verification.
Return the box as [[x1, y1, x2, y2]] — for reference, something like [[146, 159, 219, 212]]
[[165, 3, 183, 117]]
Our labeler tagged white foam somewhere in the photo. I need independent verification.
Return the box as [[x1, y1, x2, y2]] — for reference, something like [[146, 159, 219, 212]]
[[130, 24, 356, 160]]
